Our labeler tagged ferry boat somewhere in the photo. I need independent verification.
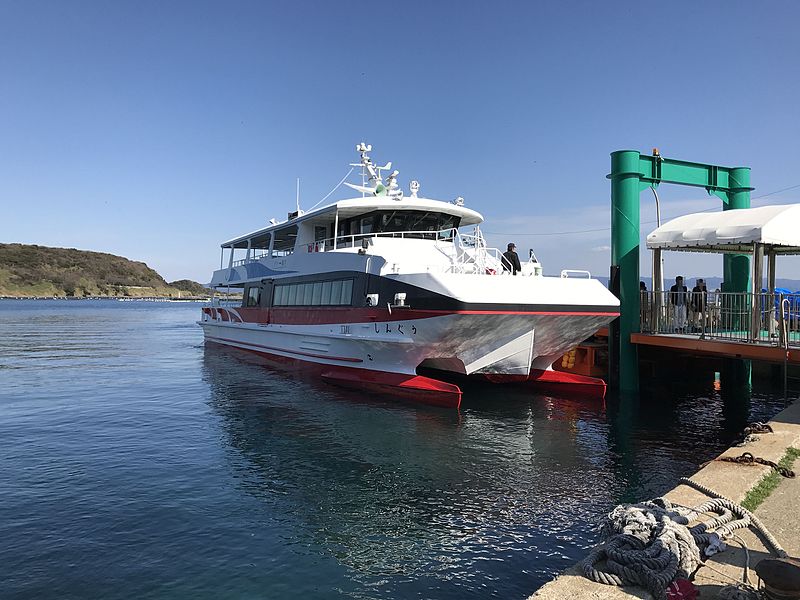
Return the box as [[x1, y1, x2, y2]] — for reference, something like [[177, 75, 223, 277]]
[[200, 144, 620, 408]]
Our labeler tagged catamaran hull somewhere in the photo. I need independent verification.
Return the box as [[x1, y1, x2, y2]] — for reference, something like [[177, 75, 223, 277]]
[[199, 307, 612, 408]]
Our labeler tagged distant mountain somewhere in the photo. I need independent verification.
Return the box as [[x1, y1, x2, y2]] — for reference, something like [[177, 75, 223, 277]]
[[168, 279, 211, 296], [0, 243, 209, 298]]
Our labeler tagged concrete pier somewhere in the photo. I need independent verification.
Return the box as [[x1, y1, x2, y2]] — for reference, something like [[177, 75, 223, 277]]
[[530, 400, 800, 599]]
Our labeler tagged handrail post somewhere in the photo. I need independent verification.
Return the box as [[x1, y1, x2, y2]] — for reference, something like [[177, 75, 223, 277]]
[[651, 248, 662, 334], [779, 295, 787, 348], [751, 243, 764, 341]]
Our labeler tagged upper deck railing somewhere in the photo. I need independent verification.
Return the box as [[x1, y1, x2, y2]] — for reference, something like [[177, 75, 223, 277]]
[[230, 227, 543, 276], [639, 290, 800, 348]]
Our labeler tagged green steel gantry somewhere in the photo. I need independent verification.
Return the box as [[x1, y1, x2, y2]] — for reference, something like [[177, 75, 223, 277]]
[[608, 150, 753, 392]]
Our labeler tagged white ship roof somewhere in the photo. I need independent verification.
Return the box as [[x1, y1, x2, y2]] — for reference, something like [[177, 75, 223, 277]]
[[222, 197, 484, 248]]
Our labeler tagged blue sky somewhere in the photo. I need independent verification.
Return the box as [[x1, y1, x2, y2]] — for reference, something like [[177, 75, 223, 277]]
[[2, 1, 800, 282]]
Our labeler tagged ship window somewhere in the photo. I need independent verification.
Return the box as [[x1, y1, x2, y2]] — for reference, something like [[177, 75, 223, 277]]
[[340, 279, 353, 305], [408, 211, 439, 232], [311, 282, 323, 305], [321, 281, 332, 305], [329, 280, 342, 304], [274, 285, 285, 306], [300, 283, 312, 305], [341, 210, 462, 238], [379, 212, 407, 232], [272, 278, 354, 307], [438, 213, 460, 232], [246, 286, 261, 307], [287, 284, 298, 305]]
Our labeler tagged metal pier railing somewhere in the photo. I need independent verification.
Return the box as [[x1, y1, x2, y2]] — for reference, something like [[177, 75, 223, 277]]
[[639, 290, 800, 348]]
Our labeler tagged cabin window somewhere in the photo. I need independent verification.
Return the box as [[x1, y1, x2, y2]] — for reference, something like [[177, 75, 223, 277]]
[[274, 285, 285, 305], [312, 282, 323, 305], [379, 212, 408, 232], [246, 286, 261, 307], [302, 283, 313, 305], [287, 284, 298, 305], [330, 280, 342, 304], [338, 211, 462, 241], [321, 281, 333, 305], [272, 278, 354, 307], [340, 279, 353, 304], [360, 216, 374, 234]]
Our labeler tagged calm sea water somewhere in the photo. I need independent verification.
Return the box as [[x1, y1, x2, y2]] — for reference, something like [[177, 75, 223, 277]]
[[0, 299, 789, 599]]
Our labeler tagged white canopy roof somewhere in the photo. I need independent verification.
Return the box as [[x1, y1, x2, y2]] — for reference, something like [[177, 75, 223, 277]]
[[222, 196, 483, 248], [646, 204, 800, 254]]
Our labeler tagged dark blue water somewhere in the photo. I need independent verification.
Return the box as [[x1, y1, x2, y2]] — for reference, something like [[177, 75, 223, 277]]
[[0, 300, 788, 599]]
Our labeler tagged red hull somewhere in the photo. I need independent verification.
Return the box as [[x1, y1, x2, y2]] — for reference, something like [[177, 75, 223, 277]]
[[319, 370, 462, 409], [206, 340, 604, 408], [205, 338, 462, 409], [472, 369, 607, 400]]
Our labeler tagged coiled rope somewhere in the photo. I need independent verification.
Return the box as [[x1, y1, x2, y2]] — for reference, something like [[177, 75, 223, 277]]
[[678, 477, 787, 559], [581, 477, 787, 600]]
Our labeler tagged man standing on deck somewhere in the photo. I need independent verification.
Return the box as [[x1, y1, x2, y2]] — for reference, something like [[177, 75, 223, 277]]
[[502, 243, 522, 275], [669, 276, 689, 333]]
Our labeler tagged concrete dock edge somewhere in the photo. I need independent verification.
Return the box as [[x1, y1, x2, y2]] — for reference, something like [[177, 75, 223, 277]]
[[529, 400, 800, 599]]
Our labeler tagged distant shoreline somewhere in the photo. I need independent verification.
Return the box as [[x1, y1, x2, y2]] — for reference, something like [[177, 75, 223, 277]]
[[0, 243, 225, 299], [0, 295, 215, 301]]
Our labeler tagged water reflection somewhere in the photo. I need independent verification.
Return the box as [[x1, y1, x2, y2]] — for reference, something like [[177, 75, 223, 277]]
[[720, 384, 753, 434], [201, 346, 620, 598], [201, 345, 788, 598], [2, 300, 790, 600]]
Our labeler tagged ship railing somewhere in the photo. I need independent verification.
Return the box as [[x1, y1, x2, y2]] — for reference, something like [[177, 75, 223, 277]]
[[639, 290, 800, 347], [449, 228, 506, 274], [209, 295, 242, 308], [297, 227, 507, 275], [324, 228, 458, 251], [231, 251, 270, 267], [227, 227, 509, 276]]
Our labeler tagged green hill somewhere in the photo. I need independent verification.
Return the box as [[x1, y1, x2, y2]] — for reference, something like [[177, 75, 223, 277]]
[[0, 243, 209, 298], [168, 279, 211, 296]]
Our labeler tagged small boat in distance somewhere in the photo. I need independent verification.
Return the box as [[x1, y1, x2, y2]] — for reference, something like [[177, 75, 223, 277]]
[[200, 144, 620, 408]]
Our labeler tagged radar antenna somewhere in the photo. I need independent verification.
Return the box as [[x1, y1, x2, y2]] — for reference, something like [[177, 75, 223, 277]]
[[346, 143, 403, 199]]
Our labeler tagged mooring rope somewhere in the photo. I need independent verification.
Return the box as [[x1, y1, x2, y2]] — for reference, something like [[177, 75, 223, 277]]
[[581, 478, 787, 600], [716, 452, 795, 479], [678, 477, 787, 559], [744, 422, 774, 436]]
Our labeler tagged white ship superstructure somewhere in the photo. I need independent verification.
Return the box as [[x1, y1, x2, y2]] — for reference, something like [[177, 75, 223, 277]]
[[200, 144, 620, 407]]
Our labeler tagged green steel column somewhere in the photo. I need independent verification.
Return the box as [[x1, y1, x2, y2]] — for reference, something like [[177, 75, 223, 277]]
[[723, 166, 752, 385], [610, 150, 641, 392], [724, 166, 752, 294]]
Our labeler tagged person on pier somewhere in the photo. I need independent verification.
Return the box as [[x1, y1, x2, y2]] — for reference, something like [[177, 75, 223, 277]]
[[691, 278, 708, 333], [640, 281, 650, 332], [669, 276, 689, 333]]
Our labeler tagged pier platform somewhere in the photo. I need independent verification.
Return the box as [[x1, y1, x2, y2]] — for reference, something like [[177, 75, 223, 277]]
[[631, 332, 800, 365], [529, 400, 800, 599]]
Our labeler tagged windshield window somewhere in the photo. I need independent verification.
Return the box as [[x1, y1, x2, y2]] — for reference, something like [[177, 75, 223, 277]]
[[339, 211, 461, 238]]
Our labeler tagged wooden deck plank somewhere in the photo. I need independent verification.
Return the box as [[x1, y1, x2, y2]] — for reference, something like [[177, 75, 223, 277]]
[[630, 333, 800, 364]]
